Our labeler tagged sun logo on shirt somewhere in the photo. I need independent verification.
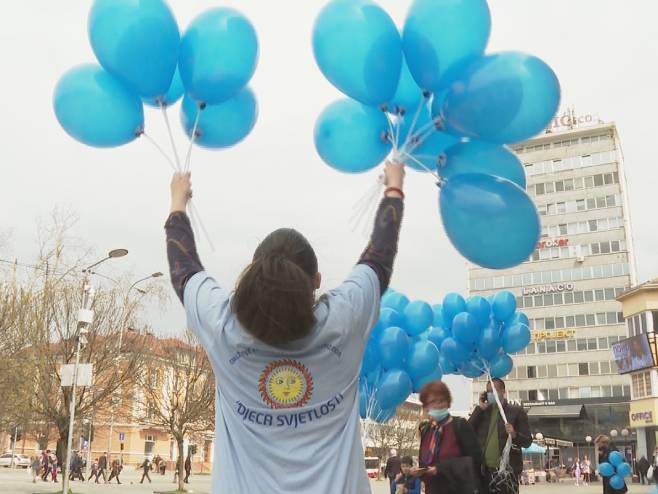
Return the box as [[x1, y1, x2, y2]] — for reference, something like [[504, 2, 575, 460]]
[[258, 359, 313, 409]]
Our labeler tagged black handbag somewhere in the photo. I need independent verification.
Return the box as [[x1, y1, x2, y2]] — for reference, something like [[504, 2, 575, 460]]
[[432, 456, 478, 494]]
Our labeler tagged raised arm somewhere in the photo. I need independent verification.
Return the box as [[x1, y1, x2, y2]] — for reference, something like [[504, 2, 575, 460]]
[[165, 172, 203, 303], [358, 161, 405, 293]]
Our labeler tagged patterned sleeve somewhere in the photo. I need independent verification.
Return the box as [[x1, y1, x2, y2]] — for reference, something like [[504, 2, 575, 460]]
[[165, 211, 204, 303], [357, 196, 404, 293]]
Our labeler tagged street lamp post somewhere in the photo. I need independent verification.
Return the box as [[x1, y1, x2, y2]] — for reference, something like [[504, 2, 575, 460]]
[[107, 272, 163, 464], [62, 249, 127, 494]]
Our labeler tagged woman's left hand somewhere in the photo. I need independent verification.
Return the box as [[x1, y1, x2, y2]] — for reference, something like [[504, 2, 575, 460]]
[[426, 466, 437, 476]]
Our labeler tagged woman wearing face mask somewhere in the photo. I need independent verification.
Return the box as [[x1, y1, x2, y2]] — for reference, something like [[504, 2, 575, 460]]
[[411, 381, 482, 494], [595, 435, 628, 494]]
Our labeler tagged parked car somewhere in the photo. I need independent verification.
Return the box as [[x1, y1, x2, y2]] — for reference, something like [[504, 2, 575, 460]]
[[0, 453, 31, 468]]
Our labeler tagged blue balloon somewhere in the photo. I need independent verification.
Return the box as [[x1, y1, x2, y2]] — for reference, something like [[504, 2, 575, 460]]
[[388, 57, 425, 115], [365, 364, 382, 388], [378, 308, 404, 331], [440, 141, 526, 189], [609, 475, 625, 490], [431, 304, 445, 328], [382, 293, 410, 314], [442, 293, 467, 329], [89, 0, 179, 98], [608, 451, 624, 467], [489, 353, 513, 378], [452, 312, 480, 349], [442, 52, 560, 144], [407, 131, 460, 174], [413, 367, 442, 393], [439, 173, 540, 269], [506, 312, 529, 328], [460, 359, 485, 378], [439, 355, 458, 375], [493, 291, 517, 322], [406, 340, 440, 380], [598, 462, 615, 477], [314, 99, 391, 173], [179, 8, 258, 105], [180, 89, 258, 149], [53, 64, 144, 148], [403, 301, 434, 336], [466, 296, 491, 328], [378, 326, 410, 370], [403, 0, 491, 92], [375, 369, 413, 410], [372, 403, 397, 423], [361, 339, 380, 375], [440, 337, 470, 364], [313, 0, 402, 106], [143, 68, 184, 108], [615, 462, 631, 478], [478, 324, 502, 360], [502, 324, 531, 354], [428, 327, 450, 351]]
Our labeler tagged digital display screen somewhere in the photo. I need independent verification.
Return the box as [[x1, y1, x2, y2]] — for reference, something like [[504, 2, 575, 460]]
[[612, 334, 655, 374]]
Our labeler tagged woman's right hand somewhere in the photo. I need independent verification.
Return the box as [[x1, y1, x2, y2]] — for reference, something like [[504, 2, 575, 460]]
[[170, 172, 193, 213], [384, 160, 405, 194]]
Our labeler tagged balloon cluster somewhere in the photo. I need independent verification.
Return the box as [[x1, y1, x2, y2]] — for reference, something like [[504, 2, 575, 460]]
[[360, 288, 530, 423], [598, 452, 630, 490], [54, 0, 259, 150], [312, 0, 561, 269]]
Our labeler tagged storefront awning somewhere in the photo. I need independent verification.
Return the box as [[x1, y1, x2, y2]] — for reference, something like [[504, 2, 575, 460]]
[[527, 404, 585, 419]]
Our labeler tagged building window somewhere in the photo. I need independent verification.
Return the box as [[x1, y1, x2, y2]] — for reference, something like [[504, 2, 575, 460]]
[[527, 366, 536, 378], [579, 363, 589, 376]]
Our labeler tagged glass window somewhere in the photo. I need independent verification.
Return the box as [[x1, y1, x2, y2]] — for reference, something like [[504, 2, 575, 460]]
[[523, 296, 533, 308], [548, 389, 559, 400], [576, 314, 586, 326], [574, 291, 584, 303], [526, 343, 535, 354], [606, 195, 617, 207], [596, 313, 606, 325], [595, 289, 605, 301], [556, 202, 566, 214], [574, 177, 584, 189], [533, 295, 542, 307], [586, 314, 595, 326], [590, 362, 600, 375], [567, 340, 577, 352], [546, 341, 557, 353], [564, 292, 574, 304], [588, 338, 597, 350], [600, 361, 611, 374], [577, 339, 587, 351], [528, 390, 538, 401], [527, 366, 536, 378], [546, 182, 555, 193], [580, 387, 591, 398], [606, 312, 617, 325], [604, 173, 614, 185], [543, 294, 553, 306], [596, 196, 606, 208], [545, 318, 555, 330], [556, 340, 566, 352], [591, 386, 602, 398], [602, 386, 613, 398], [587, 198, 596, 210], [517, 366, 527, 379], [584, 176, 594, 188], [557, 365, 568, 377], [600, 242, 611, 254], [604, 288, 615, 300], [569, 387, 580, 399], [591, 243, 600, 255], [555, 317, 565, 329], [538, 366, 548, 378], [589, 220, 598, 232], [537, 342, 546, 353], [642, 312, 648, 332], [555, 181, 564, 192], [599, 337, 609, 349], [613, 385, 623, 397], [568, 363, 579, 376], [564, 179, 574, 191], [535, 183, 545, 195], [584, 290, 594, 302], [535, 319, 545, 330], [566, 315, 575, 327], [611, 240, 620, 252]]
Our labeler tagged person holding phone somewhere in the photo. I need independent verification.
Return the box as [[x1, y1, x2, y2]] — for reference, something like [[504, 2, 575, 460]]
[[412, 381, 482, 494]]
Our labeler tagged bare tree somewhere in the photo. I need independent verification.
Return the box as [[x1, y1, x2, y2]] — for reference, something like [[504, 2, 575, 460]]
[[137, 330, 215, 492], [364, 402, 422, 461]]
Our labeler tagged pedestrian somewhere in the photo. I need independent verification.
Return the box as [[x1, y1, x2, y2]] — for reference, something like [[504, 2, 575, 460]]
[[88, 459, 98, 482], [468, 378, 532, 494], [596, 435, 628, 493], [50, 454, 58, 482], [413, 380, 482, 494], [165, 162, 405, 494], [31, 456, 41, 483], [140, 457, 152, 484], [574, 457, 582, 486], [107, 459, 122, 484], [582, 455, 591, 486], [41, 450, 50, 481], [639, 456, 650, 484], [394, 456, 421, 494], [384, 449, 402, 494], [95, 452, 108, 483], [184, 451, 192, 484]]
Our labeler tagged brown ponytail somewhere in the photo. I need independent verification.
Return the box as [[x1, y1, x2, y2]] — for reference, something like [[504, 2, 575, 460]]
[[232, 228, 318, 346]]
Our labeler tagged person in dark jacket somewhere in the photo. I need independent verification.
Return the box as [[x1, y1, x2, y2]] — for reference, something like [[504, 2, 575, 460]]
[[184, 451, 192, 484], [385, 449, 402, 494], [412, 380, 482, 494], [638, 456, 650, 484], [95, 452, 107, 483], [468, 378, 532, 494], [595, 435, 628, 494], [139, 458, 152, 484]]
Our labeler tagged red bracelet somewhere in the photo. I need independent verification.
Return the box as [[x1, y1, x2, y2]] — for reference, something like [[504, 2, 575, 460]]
[[384, 187, 404, 199]]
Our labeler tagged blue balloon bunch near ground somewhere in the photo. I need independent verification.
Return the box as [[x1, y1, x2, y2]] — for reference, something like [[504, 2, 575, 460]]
[[54, 0, 259, 150], [598, 452, 630, 491], [312, 0, 560, 271], [360, 287, 531, 423]]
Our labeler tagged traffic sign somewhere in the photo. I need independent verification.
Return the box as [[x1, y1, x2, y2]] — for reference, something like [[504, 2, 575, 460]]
[[118, 432, 125, 442]]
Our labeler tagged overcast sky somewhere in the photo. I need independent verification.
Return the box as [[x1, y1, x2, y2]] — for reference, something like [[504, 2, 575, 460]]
[[2, 1, 657, 409]]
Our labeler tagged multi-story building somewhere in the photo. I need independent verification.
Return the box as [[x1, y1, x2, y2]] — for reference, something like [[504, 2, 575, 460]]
[[616, 279, 658, 459], [469, 111, 637, 460]]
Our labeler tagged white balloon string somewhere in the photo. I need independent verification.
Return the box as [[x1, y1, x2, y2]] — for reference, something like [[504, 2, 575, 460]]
[[400, 96, 426, 152], [188, 200, 216, 253], [160, 103, 182, 172], [386, 114, 398, 150], [142, 133, 178, 173], [184, 107, 202, 172], [399, 151, 441, 180]]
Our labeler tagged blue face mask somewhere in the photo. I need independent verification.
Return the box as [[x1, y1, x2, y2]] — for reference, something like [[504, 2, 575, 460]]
[[428, 408, 450, 422], [487, 392, 496, 404]]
